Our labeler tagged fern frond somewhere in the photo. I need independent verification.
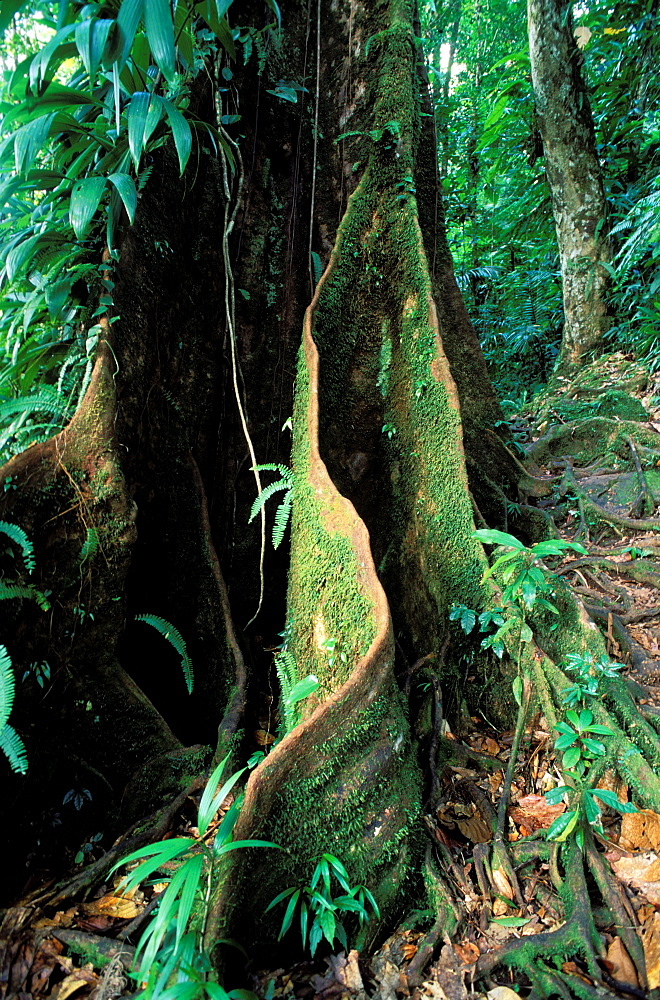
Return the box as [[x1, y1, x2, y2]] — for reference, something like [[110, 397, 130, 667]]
[[0, 581, 50, 608], [252, 463, 293, 479], [0, 387, 69, 421], [135, 614, 194, 694], [79, 526, 99, 563], [311, 251, 323, 286], [0, 722, 28, 774], [0, 519, 35, 573], [0, 644, 15, 730], [274, 649, 296, 704], [249, 478, 292, 522], [272, 492, 292, 548]]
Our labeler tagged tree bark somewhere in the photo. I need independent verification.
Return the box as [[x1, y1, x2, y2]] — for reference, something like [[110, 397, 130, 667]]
[[528, 0, 611, 367]]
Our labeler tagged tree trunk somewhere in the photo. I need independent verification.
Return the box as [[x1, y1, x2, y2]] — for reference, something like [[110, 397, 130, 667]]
[[5, 0, 660, 986], [528, 0, 611, 367]]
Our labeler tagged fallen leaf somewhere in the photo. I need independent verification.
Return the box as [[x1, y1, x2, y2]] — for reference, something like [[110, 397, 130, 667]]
[[642, 912, 660, 989], [620, 809, 660, 852], [605, 937, 638, 987], [51, 964, 98, 1000], [487, 988, 522, 1000], [254, 729, 275, 746], [82, 894, 141, 919], [492, 868, 513, 900], [456, 807, 492, 844], [453, 941, 479, 965], [610, 852, 660, 904], [510, 794, 565, 834]]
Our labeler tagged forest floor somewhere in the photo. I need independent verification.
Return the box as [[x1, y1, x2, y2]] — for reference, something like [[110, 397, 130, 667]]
[[3, 352, 660, 1000]]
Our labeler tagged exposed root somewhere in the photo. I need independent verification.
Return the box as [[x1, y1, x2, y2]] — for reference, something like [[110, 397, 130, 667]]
[[562, 465, 660, 532]]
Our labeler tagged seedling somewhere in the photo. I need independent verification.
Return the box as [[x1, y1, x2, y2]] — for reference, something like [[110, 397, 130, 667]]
[[267, 853, 379, 957]]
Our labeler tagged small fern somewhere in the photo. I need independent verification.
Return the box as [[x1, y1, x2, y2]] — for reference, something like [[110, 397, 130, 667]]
[[0, 644, 27, 775], [0, 581, 50, 609], [274, 648, 319, 734], [135, 614, 194, 694], [0, 519, 35, 573], [311, 250, 324, 287], [249, 463, 294, 549], [79, 526, 99, 563]]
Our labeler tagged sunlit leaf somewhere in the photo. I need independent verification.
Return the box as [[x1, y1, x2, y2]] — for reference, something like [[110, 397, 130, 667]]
[[70, 176, 106, 238], [144, 0, 176, 81]]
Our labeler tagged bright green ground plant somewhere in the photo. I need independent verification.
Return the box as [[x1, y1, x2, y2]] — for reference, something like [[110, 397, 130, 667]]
[[111, 755, 280, 1000], [0, 519, 50, 773], [450, 529, 587, 656], [266, 853, 380, 957]]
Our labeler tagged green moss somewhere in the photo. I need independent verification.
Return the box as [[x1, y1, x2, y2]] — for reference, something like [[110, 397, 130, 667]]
[[538, 388, 647, 424]]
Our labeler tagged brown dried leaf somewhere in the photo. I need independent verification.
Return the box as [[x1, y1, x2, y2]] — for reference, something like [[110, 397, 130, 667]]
[[620, 809, 660, 852], [605, 937, 638, 988], [610, 852, 660, 904], [509, 794, 564, 835], [82, 895, 141, 919], [51, 964, 98, 1000], [455, 808, 492, 844], [487, 988, 522, 1000], [254, 729, 275, 746], [491, 868, 513, 900], [453, 942, 479, 966], [642, 912, 660, 989]]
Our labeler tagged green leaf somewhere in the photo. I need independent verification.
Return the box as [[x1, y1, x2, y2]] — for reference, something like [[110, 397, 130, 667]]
[[520, 622, 533, 643], [116, 0, 144, 69], [265, 886, 296, 912], [70, 176, 106, 238], [581, 738, 607, 756], [562, 746, 581, 769], [583, 790, 601, 824], [175, 853, 204, 945], [160, 98, 192, 174], [127, 90, 151, 169], [278, 889, 300, 938], [198, 761, 245, 837], [578, 709, 594, 730], [0, 644, 16, 730], [108, 172, 137, 223], [144, 0, 176, 81], [546, 809, 579, 841], [199, 2, 235, 57], [472, 528, 525, 549], [491, 916, 531, 927], [544, 785, 570, 804], [75, 18, 114, 81], [512, 675, 523, 707], [588, 788, 636, 813], [585, 724, 616, 737], [14, 113, 56, 175], [286, 674, 319, 706]]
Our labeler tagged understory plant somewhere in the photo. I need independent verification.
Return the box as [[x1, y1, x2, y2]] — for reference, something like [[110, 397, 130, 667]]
[[249, 463, 294, 549], [112, 754, 279, 1000], [266, 853, 380, 957], [453, 529, 637, 850], [450, 529, 587, 656], [0, 519, 49, 773]]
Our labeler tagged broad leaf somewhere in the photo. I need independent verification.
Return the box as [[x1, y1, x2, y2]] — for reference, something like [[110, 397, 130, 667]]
[[108, 172, 137, 223], [160, 98, 192, 174], [127, 90, 151, 169], [70, 176, 106, 238], [144, 0, 176, 81]]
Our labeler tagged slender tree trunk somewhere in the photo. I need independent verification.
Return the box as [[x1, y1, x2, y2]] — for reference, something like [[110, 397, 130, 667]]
[[528, 0, 611, 367]]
